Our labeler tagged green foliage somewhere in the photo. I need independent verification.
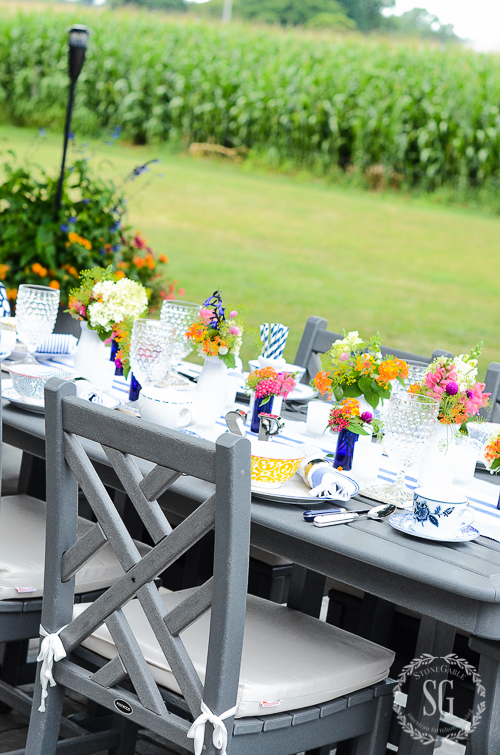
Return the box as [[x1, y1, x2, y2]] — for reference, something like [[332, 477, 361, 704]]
[[110, 0, 187, 11], [209, 0, 356, 28], [384, 7, 459, 43], [338, 0, 393, 31], [0, 145, 172, 305], [2, 10, 500, 192]]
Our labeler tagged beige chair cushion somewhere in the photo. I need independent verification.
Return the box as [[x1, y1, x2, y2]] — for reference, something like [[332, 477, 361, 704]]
[[0, 495, 150, 601], [76, 587, 394, 718]]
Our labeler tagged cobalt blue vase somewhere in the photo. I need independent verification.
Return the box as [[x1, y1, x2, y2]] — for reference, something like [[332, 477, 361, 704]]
[[110, 339, 124, 376], [128, 373, 142, 402], [333, 428, 359, 471], [251, 395, 274, 433]]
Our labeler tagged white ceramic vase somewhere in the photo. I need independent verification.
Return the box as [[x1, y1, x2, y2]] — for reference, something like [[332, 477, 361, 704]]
[[417, 422, 459, 489], [194, 356, 229, 430], [74, 321, 115, 394]]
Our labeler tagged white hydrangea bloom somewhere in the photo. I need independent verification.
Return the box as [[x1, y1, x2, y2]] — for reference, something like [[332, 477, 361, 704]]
[[453, 354, 478, 389], [88, 278, 148, 331]]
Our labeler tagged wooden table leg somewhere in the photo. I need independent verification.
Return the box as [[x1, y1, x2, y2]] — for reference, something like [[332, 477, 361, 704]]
[[396, 617, 456, 755], [467, 636, 500, 755]]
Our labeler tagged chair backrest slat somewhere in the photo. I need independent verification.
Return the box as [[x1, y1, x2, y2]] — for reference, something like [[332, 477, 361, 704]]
[[61, 523, 108, 582], [62, 396, 217, 482], [165, 577, 214, 637], [103, 608, 166, 715], [102, 446, 172, 543], [65, 432, 142, 571], [140, 465, 183, 501]]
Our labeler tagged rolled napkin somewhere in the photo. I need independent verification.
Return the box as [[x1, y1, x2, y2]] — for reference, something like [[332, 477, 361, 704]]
[[36, 334, 78, 355], [298, 445, 355, 501], [75, 380, 104, 405]]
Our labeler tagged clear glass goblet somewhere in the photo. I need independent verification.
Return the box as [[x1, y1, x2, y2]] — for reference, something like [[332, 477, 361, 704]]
[[15, 284, 60, 363], [159, 300, 201, 386], [129, 318, 175, 389], [365, 392, 439, 508]]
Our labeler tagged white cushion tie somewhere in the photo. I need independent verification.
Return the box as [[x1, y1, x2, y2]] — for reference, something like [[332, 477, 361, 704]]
[[37, 624, 68, 712], [187, 701, 237, 755]]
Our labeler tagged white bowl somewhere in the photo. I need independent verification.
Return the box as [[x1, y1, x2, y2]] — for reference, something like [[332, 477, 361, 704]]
[[7, 362, 74, 400]]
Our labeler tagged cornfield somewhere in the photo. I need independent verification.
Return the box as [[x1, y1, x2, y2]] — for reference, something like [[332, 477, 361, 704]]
[[1, 8, 500, 189]]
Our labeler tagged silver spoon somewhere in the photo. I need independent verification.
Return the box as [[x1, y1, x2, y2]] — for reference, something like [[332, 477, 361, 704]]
[[313, 503, 396, 527]]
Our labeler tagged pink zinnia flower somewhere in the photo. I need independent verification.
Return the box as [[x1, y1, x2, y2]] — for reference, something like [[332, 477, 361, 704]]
[[229, 325, 240, 336], [465, 383, 490, 416], [229, 310, 238, 319], [340, 352, 349, 362]]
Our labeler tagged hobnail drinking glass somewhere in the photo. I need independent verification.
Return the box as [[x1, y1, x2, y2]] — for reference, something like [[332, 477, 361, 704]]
[[129, 318, 175, 388], [159, 300, 201, 386], [392, 360, 429, 397], [366, 393, 439, 507], [15, 284, 60, 363]]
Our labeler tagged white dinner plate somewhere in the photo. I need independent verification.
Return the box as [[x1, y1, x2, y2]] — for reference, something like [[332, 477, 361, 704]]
[[2, 383, 120, 415], [252, 472, 359, 503], [388, 512, 480, 542]]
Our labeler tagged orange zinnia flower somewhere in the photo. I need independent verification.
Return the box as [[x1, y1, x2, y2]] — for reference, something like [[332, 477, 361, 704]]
[[314, 370, 333, 396], [49, 280, 60, 290]]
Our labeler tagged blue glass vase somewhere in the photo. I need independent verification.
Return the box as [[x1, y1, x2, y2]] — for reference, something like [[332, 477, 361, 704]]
[[333, 428, 359, 471], [128, 373, 142, 402], [110, 339, 124, 376], [251, 395, 274, 433]]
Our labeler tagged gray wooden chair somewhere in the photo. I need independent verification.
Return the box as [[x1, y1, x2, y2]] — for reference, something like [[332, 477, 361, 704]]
[[480, 362, 500, 421], [294, 316, 454, 384], [0, 374, 150, 742], [23, 378, 396, 755]]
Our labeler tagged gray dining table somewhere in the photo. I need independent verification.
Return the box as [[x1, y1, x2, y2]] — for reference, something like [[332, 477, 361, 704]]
[[3, 399, 500, 755]]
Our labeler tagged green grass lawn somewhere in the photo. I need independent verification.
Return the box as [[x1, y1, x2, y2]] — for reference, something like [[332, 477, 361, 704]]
[[1, 124, 499, 376]]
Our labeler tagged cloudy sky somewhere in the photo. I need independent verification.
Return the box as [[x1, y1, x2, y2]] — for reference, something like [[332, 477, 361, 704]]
[[387, 0, 500, 51]]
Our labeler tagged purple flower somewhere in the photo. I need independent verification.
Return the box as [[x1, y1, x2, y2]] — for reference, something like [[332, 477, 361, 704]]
[[110, 220, 120, 232], [111, 126, 121, 138], [68, 131, 75, 140], [83, 198, 90, 205], [60, 223, 70, 232], [445, 381, 459, 396], [69, 216, 77, 224], [467, 389, 473, 399], [361, 411, 373, 423], [112, 244, 121, 252], [39, 127, 46, 137]]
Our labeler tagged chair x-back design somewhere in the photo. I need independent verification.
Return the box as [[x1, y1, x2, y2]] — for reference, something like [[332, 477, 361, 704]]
[[24, 378, 395, 755]]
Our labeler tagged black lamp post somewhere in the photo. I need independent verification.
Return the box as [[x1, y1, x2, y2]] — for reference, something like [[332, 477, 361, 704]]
[[54, 24, 90, 216]]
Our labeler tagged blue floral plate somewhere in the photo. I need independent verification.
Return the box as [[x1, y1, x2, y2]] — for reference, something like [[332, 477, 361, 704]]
[[388, 512, 480, 542]]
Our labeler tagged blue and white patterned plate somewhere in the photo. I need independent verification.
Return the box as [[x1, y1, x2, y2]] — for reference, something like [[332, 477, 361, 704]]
[[388, 512, 480, 542]]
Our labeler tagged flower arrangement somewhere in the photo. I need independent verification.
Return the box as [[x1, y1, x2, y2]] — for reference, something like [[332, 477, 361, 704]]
[[0, 148, 177, 308], [313, 330, 409, 409], [185, 291, 244, 368], [327, 398, 382, 436], [408, 344, 490, 429], [245, 367, 297, 406], [484, 432, 500, 473], [68, 267, 148, 341]]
